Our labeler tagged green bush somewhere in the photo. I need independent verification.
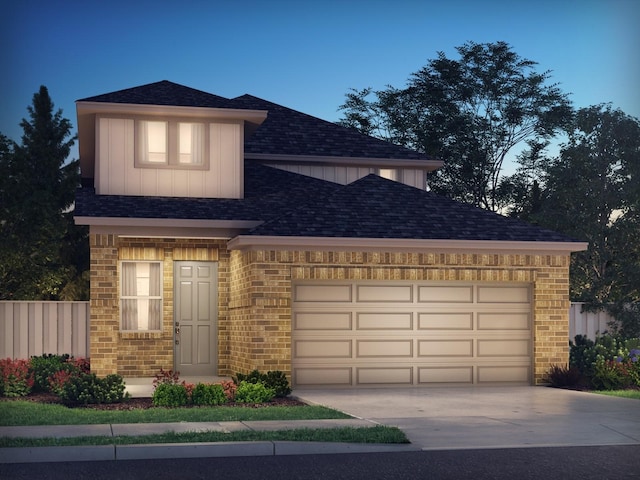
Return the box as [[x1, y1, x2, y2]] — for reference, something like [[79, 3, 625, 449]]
[[0, 358, 34, 397], [591, 357, 633, 390], [234, 381, 275, 403], [152, 383, 189, 407], [234, 369, 291, 398], [191, 383, 227, 406], [29, 354, 89, 393], [59, 372, 128, 405], [29, 354, 71, 392]]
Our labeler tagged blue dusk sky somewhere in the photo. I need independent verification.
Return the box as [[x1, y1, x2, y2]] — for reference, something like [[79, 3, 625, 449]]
[[2, 0, 638, 163]]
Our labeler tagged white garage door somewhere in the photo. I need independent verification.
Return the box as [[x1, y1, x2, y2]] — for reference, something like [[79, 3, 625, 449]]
[[292, 282, 532, 387]]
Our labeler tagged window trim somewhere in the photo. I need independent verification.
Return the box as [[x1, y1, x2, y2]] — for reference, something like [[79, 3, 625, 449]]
[[133, 116, 211, 170], [119, 260, 164, 332]]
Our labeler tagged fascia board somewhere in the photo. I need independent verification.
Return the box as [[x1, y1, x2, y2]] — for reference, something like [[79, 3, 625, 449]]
[[76, 101, 268, 123], [75, 216, 261, 229], [227, 235, 589, 254]]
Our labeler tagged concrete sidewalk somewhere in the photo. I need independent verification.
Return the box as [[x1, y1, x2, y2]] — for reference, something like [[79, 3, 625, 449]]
[[0, 418, 418, 463]]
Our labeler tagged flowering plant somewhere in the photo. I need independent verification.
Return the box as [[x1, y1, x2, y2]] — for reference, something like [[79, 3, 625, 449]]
[[0, 358, 34, 397]]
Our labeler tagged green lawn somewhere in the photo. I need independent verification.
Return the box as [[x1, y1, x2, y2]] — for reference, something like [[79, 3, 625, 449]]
[[0, 400, 350, 426], [0, 425, 409, 448], [594, 390, 640, 400], [0, 400, 409, 448]]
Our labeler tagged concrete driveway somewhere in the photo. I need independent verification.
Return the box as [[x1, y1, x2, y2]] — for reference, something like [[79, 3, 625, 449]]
[[293, 386, 640, 450]]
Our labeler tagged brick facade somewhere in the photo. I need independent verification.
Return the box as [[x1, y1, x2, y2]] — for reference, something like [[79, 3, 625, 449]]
[[91, 234, 571, 385]]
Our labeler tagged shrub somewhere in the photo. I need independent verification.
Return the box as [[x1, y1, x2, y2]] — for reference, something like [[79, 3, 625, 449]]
[[234, 381, 275, 403], [30, 354, 71, 392], [219, 380, 237, 401], [591, 357, 633, 390], [152, 383, 189, 407], [191, 383, 227, 406], [152, 368, 183, 390], [234, 369, 291, 398], [544, 364, 583, 388], [59, 372, 128, 405], [30, 354, 90, 394], [0, 358, 34, 397]]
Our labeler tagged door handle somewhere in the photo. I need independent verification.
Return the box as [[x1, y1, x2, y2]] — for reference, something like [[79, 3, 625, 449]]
[[175, 327, 180, 335]]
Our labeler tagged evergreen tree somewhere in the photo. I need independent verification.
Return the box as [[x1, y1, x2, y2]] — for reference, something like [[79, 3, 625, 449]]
[[0, 86, 88, 300]]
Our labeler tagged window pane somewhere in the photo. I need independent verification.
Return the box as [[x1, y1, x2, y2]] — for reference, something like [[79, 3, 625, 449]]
[[142, 121, 167, 163], [121, 261, 162, 331], [179, 123, 204, 164]]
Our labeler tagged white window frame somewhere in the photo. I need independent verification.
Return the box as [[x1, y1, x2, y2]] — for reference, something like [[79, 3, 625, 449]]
[[120, 261, 163, 332], [135, 118, 209, 170]]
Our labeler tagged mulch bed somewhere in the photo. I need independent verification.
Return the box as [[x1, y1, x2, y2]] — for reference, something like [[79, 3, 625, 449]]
[[2, 392, 306, 410]]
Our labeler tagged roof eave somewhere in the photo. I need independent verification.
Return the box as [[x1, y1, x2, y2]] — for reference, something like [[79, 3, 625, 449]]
[[227, 235, 589, 255], [245, 153, 443, 171]]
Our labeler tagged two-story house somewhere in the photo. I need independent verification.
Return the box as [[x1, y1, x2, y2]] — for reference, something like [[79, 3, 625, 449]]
[[74, 80, 586, 387]]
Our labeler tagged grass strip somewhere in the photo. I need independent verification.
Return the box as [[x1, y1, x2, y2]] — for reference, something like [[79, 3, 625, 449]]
[[0, 401, 349, 426], [0, 426, 409, 448], [594, 390, 640, 400]]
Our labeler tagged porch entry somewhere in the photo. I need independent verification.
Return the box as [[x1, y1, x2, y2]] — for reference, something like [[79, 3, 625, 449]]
[[174, 261, 218, 376]]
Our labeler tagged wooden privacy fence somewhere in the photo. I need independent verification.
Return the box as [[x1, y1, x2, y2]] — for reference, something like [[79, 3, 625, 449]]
[[0, 301, 621, 361], [569, 303, 618, 341], [0, 301, 90, 359]]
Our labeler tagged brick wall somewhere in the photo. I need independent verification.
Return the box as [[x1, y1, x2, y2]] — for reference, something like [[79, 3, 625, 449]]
[[89, 234, 229, 377], [228, 250, 571, 385], [91, 234, 571, 385]]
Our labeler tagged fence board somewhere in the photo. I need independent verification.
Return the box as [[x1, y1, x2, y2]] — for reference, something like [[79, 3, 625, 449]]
[[569, 303, 617, 341], [0, 302, 90, 359]]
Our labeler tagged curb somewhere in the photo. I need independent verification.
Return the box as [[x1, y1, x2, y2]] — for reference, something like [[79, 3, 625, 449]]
[[0, 442, 420, 463]]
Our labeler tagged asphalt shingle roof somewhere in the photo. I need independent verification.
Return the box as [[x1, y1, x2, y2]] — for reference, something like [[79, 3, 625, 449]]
[[247, 174, 577, 242], [78, 80, 233, 109], [75, 163, 577, 243], [230, 94, 434, 161]]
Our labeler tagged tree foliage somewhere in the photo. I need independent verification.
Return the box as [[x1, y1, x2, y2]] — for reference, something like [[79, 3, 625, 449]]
[[0, 86, 88, 300], [534, 105, 640, 336], [339, 41, 572, 211]]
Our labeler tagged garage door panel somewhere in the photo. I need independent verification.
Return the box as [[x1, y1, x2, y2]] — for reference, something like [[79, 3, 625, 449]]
[[357, 312, 412, 330], [478, 286, 530, 303], [477, 365, 531, 384], [357, 367, 413, 385], [295, 284, 352, 302], [477, 312, 530, 330], [419, 366, 474, 384], [295, 367, 352, 386], [418, 339, 473, 357], [295, 340, 352, 358], [357, 340, 413, 357], [418, 312, 473, 330], [477, 339, 530, 357], [294, 312, 352, 330], [418, 286, 473, 303], [357, 285, 412, 302]]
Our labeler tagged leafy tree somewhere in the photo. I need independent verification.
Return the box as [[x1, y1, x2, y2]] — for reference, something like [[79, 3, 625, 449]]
[[0, 86, 88, 300], [535, 105, 640, 336], [339, 41, 572, 211]]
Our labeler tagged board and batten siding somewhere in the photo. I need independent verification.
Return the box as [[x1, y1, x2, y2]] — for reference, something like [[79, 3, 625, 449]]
[[270, 163, 427, 189], [96, 117, 243, 198]]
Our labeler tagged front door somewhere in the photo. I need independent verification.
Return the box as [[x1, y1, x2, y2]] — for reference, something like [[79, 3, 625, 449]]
[[174, 261, 217, 376]]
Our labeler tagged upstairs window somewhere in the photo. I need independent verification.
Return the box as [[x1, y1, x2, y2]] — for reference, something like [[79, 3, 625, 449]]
[[136, 120, 207, 169]]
